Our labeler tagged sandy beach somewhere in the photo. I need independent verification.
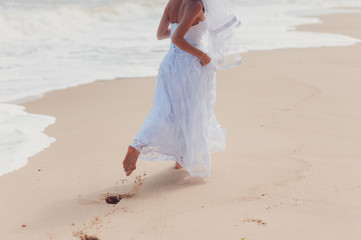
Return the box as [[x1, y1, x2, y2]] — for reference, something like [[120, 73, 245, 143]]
[[1, 11, 361, 240]]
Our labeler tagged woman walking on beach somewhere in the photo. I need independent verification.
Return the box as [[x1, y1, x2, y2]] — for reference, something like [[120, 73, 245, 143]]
[[123, 0, 241, 177]]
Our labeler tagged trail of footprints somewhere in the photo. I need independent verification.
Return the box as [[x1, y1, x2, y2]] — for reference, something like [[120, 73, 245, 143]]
[[73, 173, 146, 240]]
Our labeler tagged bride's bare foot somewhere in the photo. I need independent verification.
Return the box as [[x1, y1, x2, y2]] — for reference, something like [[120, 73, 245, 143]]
[[123, 146, 140, 176], [174, 162, 183, 169]]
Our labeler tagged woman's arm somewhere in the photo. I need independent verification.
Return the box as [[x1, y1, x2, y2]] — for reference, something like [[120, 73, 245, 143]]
[[171, 1, 211, 66], [157, 6, 171, 40]]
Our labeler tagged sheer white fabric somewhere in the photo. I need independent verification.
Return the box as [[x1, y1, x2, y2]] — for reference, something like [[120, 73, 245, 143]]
[[202, 0, 242, 69], [130, 20, 226, 177]]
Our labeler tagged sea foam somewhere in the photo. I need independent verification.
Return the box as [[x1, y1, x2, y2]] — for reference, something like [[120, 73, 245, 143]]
[[0, 104, 55, 176]]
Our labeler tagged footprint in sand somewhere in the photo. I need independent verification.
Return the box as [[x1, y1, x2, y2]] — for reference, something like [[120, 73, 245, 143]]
[[105, 173, 146, 204]]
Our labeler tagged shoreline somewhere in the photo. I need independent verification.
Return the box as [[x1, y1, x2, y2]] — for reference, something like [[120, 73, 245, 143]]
[[1, 10, 361, 240], [2, 8, 360, 107]]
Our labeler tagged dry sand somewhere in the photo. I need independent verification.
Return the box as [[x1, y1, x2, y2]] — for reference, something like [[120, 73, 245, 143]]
[[0, 11, 361, 240]]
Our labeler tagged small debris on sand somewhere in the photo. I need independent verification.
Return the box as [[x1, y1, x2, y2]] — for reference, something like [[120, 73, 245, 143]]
[[243, 218, 266, 226], [21, 224, 26, 228]]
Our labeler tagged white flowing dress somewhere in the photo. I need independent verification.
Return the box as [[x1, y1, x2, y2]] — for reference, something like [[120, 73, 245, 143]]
[[130, 20, 226, 177]]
